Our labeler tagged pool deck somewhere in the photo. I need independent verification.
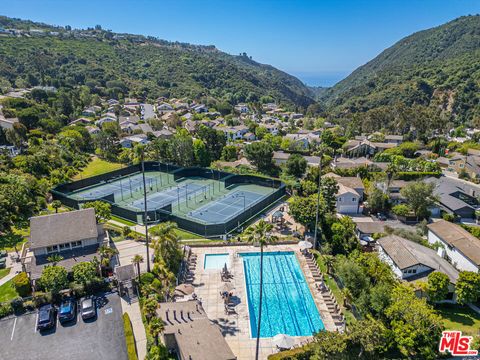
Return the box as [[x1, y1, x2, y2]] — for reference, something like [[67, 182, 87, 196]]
[[190, 245, 336, 360]]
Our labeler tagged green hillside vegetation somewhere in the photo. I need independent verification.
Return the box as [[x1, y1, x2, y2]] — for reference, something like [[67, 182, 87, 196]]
[[0, 16, 313, 109], [321, 15, 480, 134]]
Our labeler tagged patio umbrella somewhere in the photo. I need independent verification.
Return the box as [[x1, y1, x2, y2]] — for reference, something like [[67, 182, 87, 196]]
[[298, 240, 313, 250], [174, 283, 195, 296], [221, 282, 234, 293], [223, 262, 228, 273], [272, 334, 295, 349]]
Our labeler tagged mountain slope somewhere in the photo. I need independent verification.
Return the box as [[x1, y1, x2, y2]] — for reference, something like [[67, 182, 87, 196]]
[[321, 15, 480, 123], [0, 16, 314, 108]]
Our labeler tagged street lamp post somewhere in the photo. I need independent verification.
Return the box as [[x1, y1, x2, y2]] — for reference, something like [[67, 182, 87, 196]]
[[141, 149, 151, 273], [313, 148, 323, 251]]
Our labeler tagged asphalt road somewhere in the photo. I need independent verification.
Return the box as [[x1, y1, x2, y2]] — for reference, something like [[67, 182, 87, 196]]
[[0, 293, 128, 360]]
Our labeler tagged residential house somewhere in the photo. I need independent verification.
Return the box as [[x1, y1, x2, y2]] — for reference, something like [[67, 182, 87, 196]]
[[235, 103, 249, 113], [119, 135, 149, 148], [243, 132, 256, 141], [216, 125, 248, 141], [378, 235, 459, 299], [86, 125, 100, 135], [192, 104, 207, 113], [427, 220, 480, 273], [384, 135, 404, 144], [0, 145, 20, 157], [157, 103, 174, 112], [265, 124, 280, 136], [425, 177, 480, 219], [344, 139, 397, 158], [272, 151, 290, 166], [324, 173, 364, 214], [152, 128, 174, 139], [436, 153, 466, 173], [0, 116, 19, 130], [69, 117, 91, 126], [184, 120, 197, 134], [25, 208, 107, 281]]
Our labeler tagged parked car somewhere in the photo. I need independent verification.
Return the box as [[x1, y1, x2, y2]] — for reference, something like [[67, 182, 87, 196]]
[[80, 297, 96, 320], [37, 304, 56, 331], [58, 298, 77, 323], [0, 250, 7, 258]]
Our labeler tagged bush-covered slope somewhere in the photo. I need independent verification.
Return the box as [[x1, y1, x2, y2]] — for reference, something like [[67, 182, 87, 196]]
[[321, 15, 480, 123], [0, 16, 314, 108]]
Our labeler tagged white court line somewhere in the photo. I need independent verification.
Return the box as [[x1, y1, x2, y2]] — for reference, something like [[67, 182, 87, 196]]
[[10, 317, 16, 340], [34, 312, 38, 333]]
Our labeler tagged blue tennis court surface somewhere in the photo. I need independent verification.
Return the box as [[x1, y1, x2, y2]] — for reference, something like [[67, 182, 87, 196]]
[[75, 174, 156, 200], [130, 183, 206, 210], [188, 190, 263, 223]]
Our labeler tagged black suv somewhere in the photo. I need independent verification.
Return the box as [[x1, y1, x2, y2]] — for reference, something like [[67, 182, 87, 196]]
[[37, 304, 56, 331], [58, 298, 77, 323]]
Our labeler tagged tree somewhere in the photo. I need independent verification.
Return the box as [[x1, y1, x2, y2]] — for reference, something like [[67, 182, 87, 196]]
[[148, 316, 165, 346], [196, 125, 226, 161], [349, 316, 389, 357], [221, 145, 237, 161], [83, 201, 111, 223], [192, 139, 210, 167], [39, 265, 68, 294], [455, 271, 480, 305], [244, 220, 277, 360], [300, 179, 317, 196], [426, 272, 450, 303], [72, 261, 98, 285], [51, 200, 62, 213], [97, 245, 119, 269], [400, 181, 438, 220], [244, 141, 274, 173], [288, 195, 319, 228], [47, 253, 64, 266], [143, 297, 159, 323], [330, 217, 360, 255], [149, 222, 182, 274], [285, 153, 307, 177], [385, 283, 444, 359], [368, 187, 389, 213], [12, 272, 31, 297], [320, 177, 339, 214], [132, 254, 144, 282]]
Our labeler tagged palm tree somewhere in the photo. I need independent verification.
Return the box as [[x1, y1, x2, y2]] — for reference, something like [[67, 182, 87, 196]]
[[51, 200, 62, 213], [142, 297, 158, 323], [98, 245, 119, 269], [245, 220, 277, 360], [47, 253, 64, 265], [149, 222, 181, 273], [132, 254, 144, 282], [342, 288, 353, 309], [148, 316, 165, 346]]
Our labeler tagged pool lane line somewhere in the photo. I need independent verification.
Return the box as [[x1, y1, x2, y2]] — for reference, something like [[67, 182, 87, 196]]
[[264, 254, 289, 336], [10, 317, 16, 340]]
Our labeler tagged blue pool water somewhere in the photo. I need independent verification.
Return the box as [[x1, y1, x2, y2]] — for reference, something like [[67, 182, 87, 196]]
[[204, 253, 229, 269], [241, 251, 324, 337]]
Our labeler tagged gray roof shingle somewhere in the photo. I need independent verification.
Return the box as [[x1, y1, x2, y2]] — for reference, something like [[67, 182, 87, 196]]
[[29, 208, 97, 250]]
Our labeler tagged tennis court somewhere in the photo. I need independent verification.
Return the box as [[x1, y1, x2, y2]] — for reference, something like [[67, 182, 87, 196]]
[[129, 182, 209, 210], [187, 190, 264, 223]]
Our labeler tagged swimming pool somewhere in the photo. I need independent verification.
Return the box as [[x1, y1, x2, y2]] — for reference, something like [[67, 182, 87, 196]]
[[241, 251, 324, 337], [204, 253, 229, 269]]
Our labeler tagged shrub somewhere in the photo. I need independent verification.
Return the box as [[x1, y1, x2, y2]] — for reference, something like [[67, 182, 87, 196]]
[[12, 272, 31, 297], [139, 272, 155, 286], [123, 313, 138, 360], [442, 213, 456, 222], [32, 291, 51, 307], [0, 303, 13, 318], [70, 281, 86, 298], [10, 296, 24, 313], [85, 278, 109, 294], [23, 300, 35, 311], [392, 204, 411, 216]]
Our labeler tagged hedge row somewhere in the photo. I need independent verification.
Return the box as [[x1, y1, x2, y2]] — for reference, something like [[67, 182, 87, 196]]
[[396, 171, 441, 180], [123, 312, 138, 360]]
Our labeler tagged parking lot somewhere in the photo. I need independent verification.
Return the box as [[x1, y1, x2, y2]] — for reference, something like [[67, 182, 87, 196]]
[[0, 293, 128, 360]]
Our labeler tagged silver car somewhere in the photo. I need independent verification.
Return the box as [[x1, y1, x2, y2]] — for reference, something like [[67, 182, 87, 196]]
[[80, 297, 96, 320]]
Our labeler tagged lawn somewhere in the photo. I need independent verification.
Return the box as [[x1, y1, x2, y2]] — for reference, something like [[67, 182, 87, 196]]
[[0, 279, 19, 303], [0, 268, 10, 280], [174, 228, 206, 240], [110, 216, 137, 227], [73, 157, 123, 180], [436, 304, 480, 336]]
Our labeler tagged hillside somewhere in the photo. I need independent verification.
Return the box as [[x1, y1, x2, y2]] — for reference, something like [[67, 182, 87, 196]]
[[0, 16, 314, 108], [321, 15, 480, 124]]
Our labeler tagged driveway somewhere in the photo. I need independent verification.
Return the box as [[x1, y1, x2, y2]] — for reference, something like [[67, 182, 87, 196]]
[[0, 293, 127, 360]]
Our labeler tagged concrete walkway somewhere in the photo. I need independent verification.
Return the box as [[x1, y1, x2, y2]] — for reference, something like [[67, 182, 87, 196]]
[[120, 296, 147, 360], [0, 252, 23, 287]]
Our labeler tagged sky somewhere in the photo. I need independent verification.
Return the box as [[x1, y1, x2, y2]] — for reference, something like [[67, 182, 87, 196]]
[[1, 0, 479, 86]]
